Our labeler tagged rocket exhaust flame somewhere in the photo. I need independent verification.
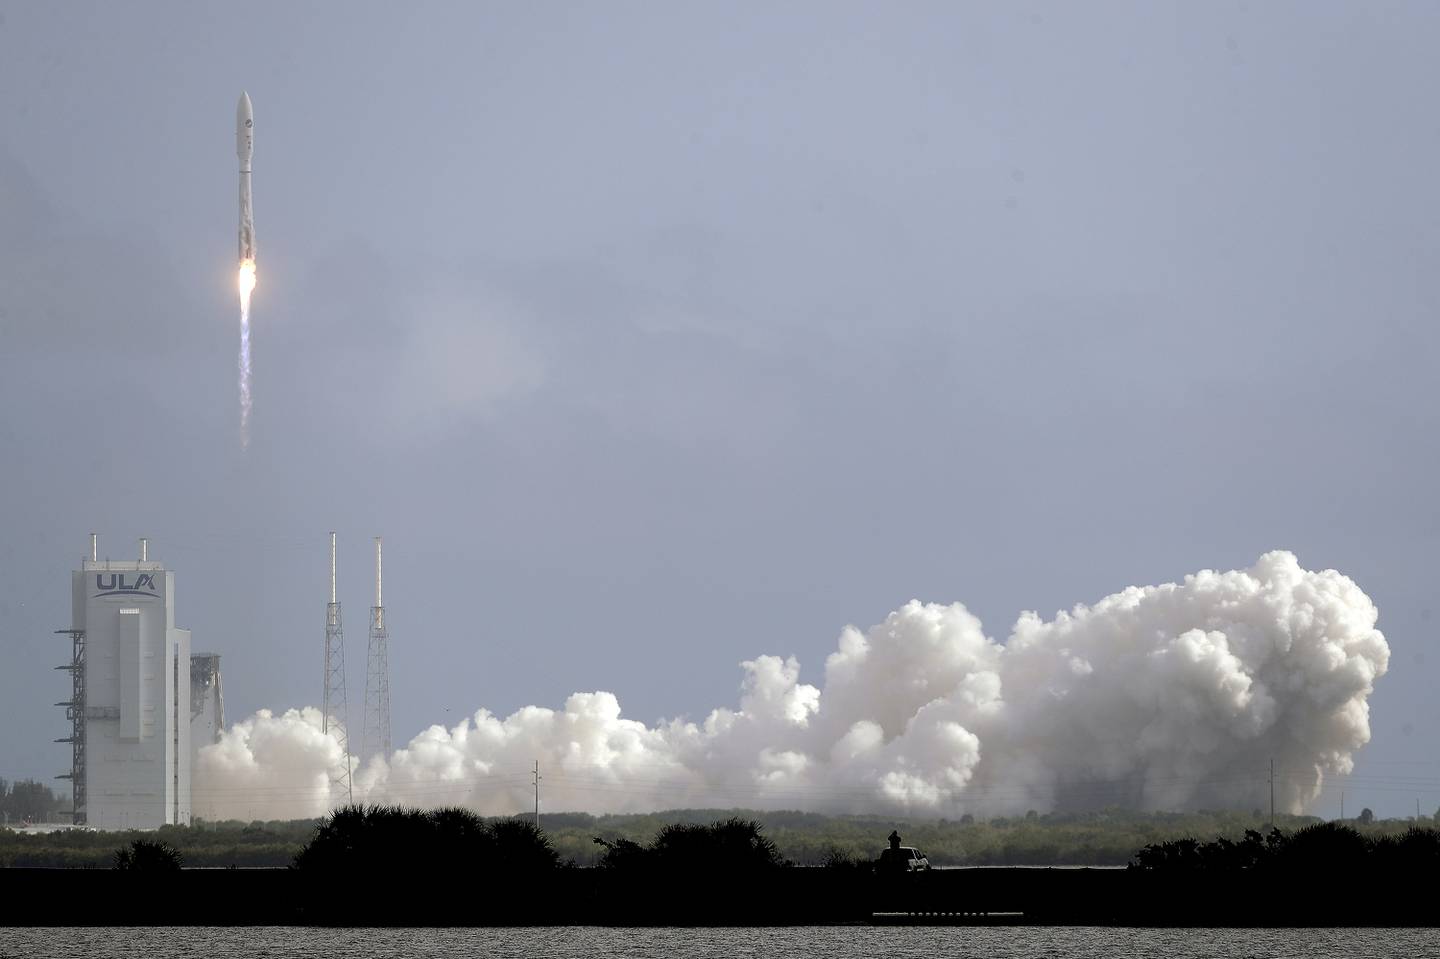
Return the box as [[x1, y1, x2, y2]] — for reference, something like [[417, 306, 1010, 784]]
[[238, 259, 256, 448]]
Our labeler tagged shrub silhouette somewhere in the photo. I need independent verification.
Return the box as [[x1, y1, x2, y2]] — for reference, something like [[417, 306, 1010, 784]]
[[293, 805, 559, 875], [1132, 823, 1440, 876], [114, 839, 183, 871], [594, 817, 785, 874], [488, 818, 563, 875], [819, 847, 869, 873], [591, 836, 648, 871], [1370, 826, 1440, 872], [654, 818, 784, 870], [1268, 821, 1369, 873]]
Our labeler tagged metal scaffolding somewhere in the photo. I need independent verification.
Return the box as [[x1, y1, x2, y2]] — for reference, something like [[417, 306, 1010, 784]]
[[362, 536, 391, 762], [323, 532, 353, 804], [53, 628, 86, 826]]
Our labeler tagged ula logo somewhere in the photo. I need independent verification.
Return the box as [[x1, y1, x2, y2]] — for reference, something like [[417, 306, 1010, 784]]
[[94, 573, 159, 599]]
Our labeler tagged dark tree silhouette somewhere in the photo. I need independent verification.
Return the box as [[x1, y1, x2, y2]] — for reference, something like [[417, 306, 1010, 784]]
[[652, 818, 785, 871], [1358, 807, 1375, 825], [592, 836, 649, 871], [114, 839, 183, 871], [1131, 823, 1440, 876], [1129, 833, 1267, 872], [487, 818, 562, 874], [1369, 826, 1440, 871], [593, 817, 785, 874], [293, 804, 559, 875], [1266, 821, 1368, 873]]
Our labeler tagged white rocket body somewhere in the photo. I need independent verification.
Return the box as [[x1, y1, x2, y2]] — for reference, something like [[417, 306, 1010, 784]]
[[237, 92, 255, 262]]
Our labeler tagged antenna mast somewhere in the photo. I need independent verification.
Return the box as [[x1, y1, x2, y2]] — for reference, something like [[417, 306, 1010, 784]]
[[322, 532, 353, 804], [362, 536, 392, 761]]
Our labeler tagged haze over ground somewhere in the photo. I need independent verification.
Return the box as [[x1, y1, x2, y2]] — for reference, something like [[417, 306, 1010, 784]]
[[1, 2, 1436, 817]]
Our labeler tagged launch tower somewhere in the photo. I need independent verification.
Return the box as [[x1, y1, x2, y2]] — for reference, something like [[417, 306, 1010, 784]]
[[362, 536, 391, 761], [323, 532, 353, 803]]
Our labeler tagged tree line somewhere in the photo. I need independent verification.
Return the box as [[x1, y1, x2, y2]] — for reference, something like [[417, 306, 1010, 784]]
[[0, 779, 68, 825], [1130, 821, 1440, 873], [3, 804, 1436, 868], [12, 807, 1440, 926]]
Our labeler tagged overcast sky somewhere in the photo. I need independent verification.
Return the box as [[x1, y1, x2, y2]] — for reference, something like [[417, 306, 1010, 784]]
[[2, 1, 1437, 816]]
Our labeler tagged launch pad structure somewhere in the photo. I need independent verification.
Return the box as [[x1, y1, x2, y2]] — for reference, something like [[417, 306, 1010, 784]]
[[362, 536, 392, 761], [53, 627, 87, 824], [323, 532, 353, 804], [322, 532, 393, 800], [54, 531, 390, 824]]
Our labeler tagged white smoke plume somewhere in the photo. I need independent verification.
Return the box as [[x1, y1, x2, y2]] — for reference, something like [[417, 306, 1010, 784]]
[[194, 552, 1388, 821]]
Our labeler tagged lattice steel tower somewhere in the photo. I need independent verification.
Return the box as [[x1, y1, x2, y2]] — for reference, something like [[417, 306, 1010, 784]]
[[323, 532, 353, 804], [54, 533, 98, 825], [362, 536, 391, 761], [54, 627, 87, 825]]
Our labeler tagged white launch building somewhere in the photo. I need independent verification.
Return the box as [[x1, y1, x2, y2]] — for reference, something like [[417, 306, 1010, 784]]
[[61, 537, 196, 828]]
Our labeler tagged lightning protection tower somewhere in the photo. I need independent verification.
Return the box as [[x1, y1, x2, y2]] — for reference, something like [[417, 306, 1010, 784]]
[[362, 536, 391, 761], [323, 532, 353, 804]]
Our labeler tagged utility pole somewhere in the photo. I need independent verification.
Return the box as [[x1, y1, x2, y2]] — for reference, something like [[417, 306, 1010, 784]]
[[1269, 758, 1275, 827], [533, 760, 542, 829]]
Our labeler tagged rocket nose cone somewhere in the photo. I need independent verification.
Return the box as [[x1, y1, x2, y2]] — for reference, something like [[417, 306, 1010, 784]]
[[237, 91, 253, 123]]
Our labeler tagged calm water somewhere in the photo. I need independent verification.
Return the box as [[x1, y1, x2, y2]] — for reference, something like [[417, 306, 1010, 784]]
[[0, 927, 1433, 958]]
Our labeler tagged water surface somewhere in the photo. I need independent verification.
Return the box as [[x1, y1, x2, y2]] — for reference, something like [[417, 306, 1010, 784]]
[[0, 926, 1426, 958]]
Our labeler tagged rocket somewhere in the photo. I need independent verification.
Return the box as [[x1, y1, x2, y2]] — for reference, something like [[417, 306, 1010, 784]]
[[235, 92, 257, 449], [236, 92, 255, 262]]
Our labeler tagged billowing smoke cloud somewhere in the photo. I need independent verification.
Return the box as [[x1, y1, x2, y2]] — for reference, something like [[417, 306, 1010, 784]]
[[194, 552, 1388, 820]]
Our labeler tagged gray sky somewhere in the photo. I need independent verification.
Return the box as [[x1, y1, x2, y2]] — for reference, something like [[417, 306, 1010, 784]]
[[2, 1, 1437, 816]]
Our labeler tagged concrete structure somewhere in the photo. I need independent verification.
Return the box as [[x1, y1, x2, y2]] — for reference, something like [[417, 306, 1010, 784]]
[[64, 538, 191, 828]]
